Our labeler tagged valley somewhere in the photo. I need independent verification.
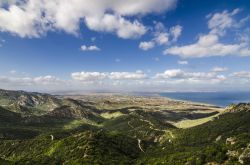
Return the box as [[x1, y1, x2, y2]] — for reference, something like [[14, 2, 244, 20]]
[[0, 89, 249, 164]]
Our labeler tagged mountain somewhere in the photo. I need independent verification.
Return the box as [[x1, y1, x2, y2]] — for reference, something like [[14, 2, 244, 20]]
[[0, 89, 61, 115], [0, 89, 103, 122], [0, 89, 249, 164]]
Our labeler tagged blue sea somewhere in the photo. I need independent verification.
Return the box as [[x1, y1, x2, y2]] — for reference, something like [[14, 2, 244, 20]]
[[159, 92, 250, 107]]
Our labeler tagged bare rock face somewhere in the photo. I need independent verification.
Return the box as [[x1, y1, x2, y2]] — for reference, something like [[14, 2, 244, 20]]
[[215, 135, 222, 142], [239, 144, 250, 165], [226, 137, 237, 145], [226, 150, 239, 158]]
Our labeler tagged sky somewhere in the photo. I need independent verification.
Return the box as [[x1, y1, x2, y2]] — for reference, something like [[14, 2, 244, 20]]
[[0, 0, 250, 93]]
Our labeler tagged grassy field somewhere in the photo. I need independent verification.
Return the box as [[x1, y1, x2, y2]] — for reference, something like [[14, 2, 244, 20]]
[[172, 113, 220, 128]]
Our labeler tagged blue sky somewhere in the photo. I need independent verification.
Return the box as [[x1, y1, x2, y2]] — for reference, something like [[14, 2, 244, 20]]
[[0, 0, 250, 92]]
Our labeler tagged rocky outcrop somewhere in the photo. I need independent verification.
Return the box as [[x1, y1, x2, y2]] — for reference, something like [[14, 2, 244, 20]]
[[0, 89, 61, 115], [226, 137, 237, 145], [239, 144, 250, 164]]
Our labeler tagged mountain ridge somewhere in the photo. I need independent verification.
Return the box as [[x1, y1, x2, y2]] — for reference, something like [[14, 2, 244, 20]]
[[0, 89, 249, 164]]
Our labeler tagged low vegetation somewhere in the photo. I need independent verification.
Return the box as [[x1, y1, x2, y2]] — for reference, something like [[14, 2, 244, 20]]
[[0, 89, 249, 164]]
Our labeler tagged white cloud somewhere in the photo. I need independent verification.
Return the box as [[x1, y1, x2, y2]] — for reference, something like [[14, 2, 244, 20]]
[[165, 9, 250, 58], [71, 72, 107, 82], [109, 70, 146, 80], [231, 71, 250, 78], [71, 70, 147, 83], [154, 23, 182, 45], [0, 1, 46, 38], [155, 69, 226, 82], [207, 8, 240, 36], [139, 41, 155, 50], [2, 69, 250, 91], [33, 75, 63, 85], [139, 22, 182, 51], [155, 69, 184, 79], [178, 60, 188, 65], [80, 45, 100, 51], [0, 0, 177, 39], [69, 69, 231, 90], [164, 34, 250, 58], [110, 0, 177, 15], [237, 28, 250, 43], [212, 67, 228, 72], [152, 69, 229, 90], [170, 25, 182, 41], [0, 75, 64, 87], [154, 32, 169, 45], [85, 14, 147, 39]]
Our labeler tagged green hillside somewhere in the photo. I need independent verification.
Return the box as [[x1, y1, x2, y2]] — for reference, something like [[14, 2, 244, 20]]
[[0, 89, 249, 164], [136, 104, 250, 165]]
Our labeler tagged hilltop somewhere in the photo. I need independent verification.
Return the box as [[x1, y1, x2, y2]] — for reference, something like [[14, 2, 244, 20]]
[[0, 89, 249, 164]]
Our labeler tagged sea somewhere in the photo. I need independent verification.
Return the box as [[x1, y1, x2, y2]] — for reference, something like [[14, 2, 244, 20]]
[[159, 92, 250, 107]]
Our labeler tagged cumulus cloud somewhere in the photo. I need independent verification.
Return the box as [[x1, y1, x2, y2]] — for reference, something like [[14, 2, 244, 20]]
[[155, 69, 184, 79], [236, 27, 250, 43], [154, 23, 182, 45], [150, 69, 250, 91], [154, 32, 169, 45], [0, 0, 177, 39], [85, 14, 147, 39], [152, 70, 227, 89], [71, 70, 147, 82], [165, 9, 250, 58], [164, 34, 250, 58], [155, 69, 226, 83], [170, 25, 182, 41], [2, 69, 250, 91], [80, 45, 100, 51], [207, 8, 240, 36], [139, 41, 155, 51], [71, 72, 107, 82], [33, 75, 63, 85], [139, 22, 182, 50], [70, 70, 149, 92], [0, 1, 46, 38], [0, 75, 64, 88], [109, 70, 146, 80]]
